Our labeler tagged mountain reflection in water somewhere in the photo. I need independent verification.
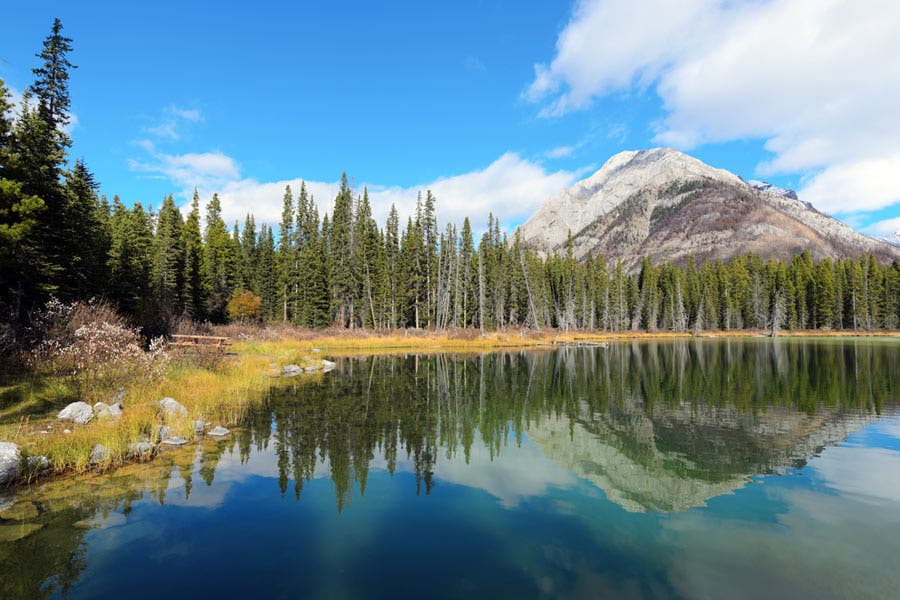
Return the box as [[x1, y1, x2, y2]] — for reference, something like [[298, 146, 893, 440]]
[[1, 338, 897, 600]]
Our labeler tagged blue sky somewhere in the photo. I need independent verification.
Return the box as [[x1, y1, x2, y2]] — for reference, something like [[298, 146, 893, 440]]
[[3, 1, 899, 236]]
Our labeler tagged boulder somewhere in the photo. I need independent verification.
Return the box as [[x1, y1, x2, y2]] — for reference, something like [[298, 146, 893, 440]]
[[194, 420, 211, 433], [311, 348, 321, 353], [0, 523, 43, 542], [207, 426, 230, 437], [304, 365, 318, 372], [93, 402, 112, 419], [282, 364, 302, 377], [127, 442, 155, 458], [322, 359, 336, 368], [0, 442, 21, 485], [160, 436, 188, 446], [0, 500, 39, 521], [57, 401, 94, 424], [108, 402, 124, 418], [154, 425, 175, 443], [89, 444, 112, 464], [25, 455, 50, 474], [158, 397, 187, 419]]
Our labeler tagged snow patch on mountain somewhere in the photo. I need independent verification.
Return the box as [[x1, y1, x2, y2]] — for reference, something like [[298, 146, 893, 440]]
[[747, 180, 799, 200]]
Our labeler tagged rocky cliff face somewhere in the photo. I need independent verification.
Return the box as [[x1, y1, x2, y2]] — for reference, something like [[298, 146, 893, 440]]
[[518, 148, 899, 271]]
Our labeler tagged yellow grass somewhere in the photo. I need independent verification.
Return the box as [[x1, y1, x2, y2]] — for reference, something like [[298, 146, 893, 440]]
[[0, 352, 324, 480], [3, 326, 898, 487]]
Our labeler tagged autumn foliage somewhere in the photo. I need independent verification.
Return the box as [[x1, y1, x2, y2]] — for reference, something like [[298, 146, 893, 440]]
[[227, 291, 263, 323]]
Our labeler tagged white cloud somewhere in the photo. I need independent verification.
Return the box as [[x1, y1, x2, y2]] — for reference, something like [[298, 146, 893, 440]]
[[146, 121, 180, 141], [132, 148, 577, 231], [864, 216, 900, 237], [526, 0, 900, 216], [168, 106, 202, 122], [129, 150, 241, 194], [546, 145, 575, 159], [144, 105, 204, 142]]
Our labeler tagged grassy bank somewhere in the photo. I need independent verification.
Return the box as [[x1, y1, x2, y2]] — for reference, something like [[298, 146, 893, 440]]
[[0, 349, 323, 481], [3, 326, 899, 487]]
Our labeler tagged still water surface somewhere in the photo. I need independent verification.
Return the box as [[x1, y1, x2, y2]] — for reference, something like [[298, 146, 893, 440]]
[[1, 339, 899, 599]]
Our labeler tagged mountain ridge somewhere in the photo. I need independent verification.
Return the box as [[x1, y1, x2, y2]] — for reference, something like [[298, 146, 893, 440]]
[[518, 148, 899, 270]]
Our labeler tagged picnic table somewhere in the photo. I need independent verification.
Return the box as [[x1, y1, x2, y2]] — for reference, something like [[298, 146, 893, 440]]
[[168, 334, 232, 353]]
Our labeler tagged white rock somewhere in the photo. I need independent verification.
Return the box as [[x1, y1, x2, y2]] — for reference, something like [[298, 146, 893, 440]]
[[25, 455, 50, 473], [0, 442, 21, 485], [282, 364, 302, 377], [158, 397, 187, 418], [89, 444, 112, 464], [194, 420, 211, 433], [207, 426, 230, 437], [57, 401, 94, 424], [160, 436, 188, 446], [127, 442, 155, 457], [154, 425, 175, 442], [322, 359, 336, 368]]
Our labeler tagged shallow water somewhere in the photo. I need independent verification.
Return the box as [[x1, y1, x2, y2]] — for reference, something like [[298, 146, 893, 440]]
[[1, 339, 899, 599]]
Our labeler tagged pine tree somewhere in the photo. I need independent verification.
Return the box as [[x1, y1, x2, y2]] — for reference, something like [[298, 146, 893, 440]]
[[330, 174, 355, 326], [182, 190, 206, 320], [277, 185, 294, 321], [0, 79, 47, 316], [152, 194, 185, 317], [30, 18, 76, 151], [240, 213, 258, 293], [203, 193, 232, 322], [64, 160, 111, 299]]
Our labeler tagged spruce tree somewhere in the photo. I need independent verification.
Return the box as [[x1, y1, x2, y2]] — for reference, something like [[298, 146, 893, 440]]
[[182, 190, 206, 320], [152, 194, 185, 317]]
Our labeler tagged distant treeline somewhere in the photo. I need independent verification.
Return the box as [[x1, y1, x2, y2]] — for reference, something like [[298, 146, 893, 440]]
[[2, 21, 900, 336]]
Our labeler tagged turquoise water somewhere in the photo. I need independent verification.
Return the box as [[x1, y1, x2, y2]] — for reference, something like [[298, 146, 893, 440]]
[[1, 339, 899, 599]]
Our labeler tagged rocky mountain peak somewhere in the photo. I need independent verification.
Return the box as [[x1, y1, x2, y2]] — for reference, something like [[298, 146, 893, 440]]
[[518, 148, 899, 270]]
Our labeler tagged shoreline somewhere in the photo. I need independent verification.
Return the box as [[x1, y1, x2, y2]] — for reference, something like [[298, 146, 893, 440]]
[[2, 329, 899, 494]]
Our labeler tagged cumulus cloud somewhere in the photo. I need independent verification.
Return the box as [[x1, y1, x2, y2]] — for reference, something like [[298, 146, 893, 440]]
[[864, 216, 900, 237], [129, 150, 241, 193], [130, 147, 577, 230], [526, 0, 900, 216]]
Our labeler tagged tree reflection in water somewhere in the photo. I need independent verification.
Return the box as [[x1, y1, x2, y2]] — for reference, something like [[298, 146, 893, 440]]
[[1, 339, 896, 598]]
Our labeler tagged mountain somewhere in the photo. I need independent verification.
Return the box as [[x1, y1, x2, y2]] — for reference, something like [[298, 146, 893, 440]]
[[517, 148, 899, 270], [882, 229, 900, 249], [746, 179, 799, 200]]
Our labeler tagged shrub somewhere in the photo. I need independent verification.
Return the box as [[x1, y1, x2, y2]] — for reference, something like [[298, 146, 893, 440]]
[[27, 298, 170, 398], [226, 291, 262, 323]]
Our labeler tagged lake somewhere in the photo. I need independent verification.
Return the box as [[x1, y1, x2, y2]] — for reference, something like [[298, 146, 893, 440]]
[[1, 339, 898, 599]]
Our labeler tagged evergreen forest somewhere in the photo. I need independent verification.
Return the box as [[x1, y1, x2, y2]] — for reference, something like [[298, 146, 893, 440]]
[[3, 20, 900, 338]]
